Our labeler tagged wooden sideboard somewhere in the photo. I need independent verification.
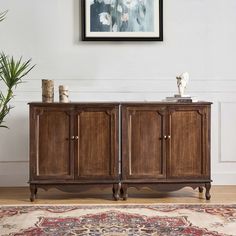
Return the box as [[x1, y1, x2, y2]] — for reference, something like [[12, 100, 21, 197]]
[[29, 102, 212, 201], [29, 103, 119, 201], [121, 103, 212, 200]]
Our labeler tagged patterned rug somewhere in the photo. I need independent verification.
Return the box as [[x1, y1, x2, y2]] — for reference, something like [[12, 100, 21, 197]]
[[0, 204, 236, 236]]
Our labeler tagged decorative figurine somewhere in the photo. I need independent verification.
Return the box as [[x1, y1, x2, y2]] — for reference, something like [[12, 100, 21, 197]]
[[176, 72, 189, 97]]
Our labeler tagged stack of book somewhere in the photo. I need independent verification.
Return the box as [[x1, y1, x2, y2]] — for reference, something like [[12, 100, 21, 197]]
[[164, 95, 198, 103]]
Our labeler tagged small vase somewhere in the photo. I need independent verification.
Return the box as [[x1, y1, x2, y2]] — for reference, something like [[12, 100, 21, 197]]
[[42, 80, 54, 103], [59, 85, 69, 103]]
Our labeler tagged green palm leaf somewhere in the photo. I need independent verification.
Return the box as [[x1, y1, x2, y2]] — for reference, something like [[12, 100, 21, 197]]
[[0, 52, 35, 128], [0, 10, 8, 22], [0, 52, 35, 89], [0, 10, 35, 129]]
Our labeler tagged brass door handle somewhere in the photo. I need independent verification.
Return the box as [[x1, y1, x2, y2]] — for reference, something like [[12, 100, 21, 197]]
[[71, 136, 75, 140], [75, 136, 79, 140]]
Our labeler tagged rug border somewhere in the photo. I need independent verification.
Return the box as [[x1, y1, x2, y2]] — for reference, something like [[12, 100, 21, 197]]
[[1, 203, 236, 207]]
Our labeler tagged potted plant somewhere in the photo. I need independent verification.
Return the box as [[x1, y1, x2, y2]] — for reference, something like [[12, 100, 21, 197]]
[[0, 11, 35, 128]]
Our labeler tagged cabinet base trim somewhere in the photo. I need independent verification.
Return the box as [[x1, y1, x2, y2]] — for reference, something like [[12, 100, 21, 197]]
[[29, 183, 120, 202], [29, 180, 120, 184], [120, 182, 212, 201], [121, 179, 212, 184]]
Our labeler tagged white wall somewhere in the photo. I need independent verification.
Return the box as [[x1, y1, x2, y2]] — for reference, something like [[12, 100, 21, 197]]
[[0, 0, 236, 186]]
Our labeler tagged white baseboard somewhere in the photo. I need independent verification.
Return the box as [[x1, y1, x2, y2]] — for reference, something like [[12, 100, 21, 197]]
[[212, 173, 236, 185], [0, 162, 29, 187], [0, 174, 29, 187]]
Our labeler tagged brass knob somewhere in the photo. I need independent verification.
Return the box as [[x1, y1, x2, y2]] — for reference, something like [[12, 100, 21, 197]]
[[71, 136, 75, 140], [164, 135, 167, 139], [75, 136, 79, 140], [168, 135, 171, 139]]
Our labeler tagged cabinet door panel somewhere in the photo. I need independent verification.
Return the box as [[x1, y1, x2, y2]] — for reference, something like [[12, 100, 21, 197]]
[[31, 108, 73, 180], [122, 106, 166, 180], [75, 107, 118, 180], [168, 107, 210, 179]]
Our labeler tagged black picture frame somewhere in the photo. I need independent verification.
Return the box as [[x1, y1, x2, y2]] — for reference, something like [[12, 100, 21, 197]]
[[82, 0, 163, 41]]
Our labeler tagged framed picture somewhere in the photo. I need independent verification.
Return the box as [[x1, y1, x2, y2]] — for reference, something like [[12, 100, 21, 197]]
[[82, 0, 163, 41]]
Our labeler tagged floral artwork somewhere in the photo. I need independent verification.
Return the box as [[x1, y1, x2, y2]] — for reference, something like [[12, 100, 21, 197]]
[[82, 0, 163, 41], [90, 0, 154, 32]]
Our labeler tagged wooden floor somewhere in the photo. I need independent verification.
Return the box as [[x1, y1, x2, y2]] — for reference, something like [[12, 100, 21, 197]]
[[0, 186, 235, 204]]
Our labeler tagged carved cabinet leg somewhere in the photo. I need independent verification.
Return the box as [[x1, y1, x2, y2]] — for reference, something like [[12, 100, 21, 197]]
[[120, 184, 128, 201], [205, 183, 211, 200], [30, 185, 37, 202], [34, 186, 38, 199], [112, 184, 120, 201], [198, 186, 204, 193]]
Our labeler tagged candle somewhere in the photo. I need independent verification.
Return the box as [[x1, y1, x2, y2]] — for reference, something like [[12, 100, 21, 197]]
[[59, 85, 69, 103], [42, 80, 54, 103]]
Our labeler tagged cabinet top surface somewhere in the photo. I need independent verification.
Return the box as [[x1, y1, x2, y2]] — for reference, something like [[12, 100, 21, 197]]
[[28, 101, 212, 106]]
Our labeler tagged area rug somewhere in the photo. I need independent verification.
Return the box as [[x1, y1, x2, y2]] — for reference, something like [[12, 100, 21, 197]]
[[0, 204, 236, 236]]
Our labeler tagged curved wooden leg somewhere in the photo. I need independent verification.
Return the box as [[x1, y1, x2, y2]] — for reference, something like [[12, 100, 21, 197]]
[[205, 183, 211, 200], [121, 184, 128, 201], [34, 187, 38, 199], [199, 186, 204, 193], [112, 184, 120, 201], [30, 184, 36, 202]]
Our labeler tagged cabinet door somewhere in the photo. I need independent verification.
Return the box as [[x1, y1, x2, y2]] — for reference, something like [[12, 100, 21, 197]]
[[122, 106, 167, 180], [30, 107, 74, 180], [167, 106, 210, 179], [75, 106, 119, 180]]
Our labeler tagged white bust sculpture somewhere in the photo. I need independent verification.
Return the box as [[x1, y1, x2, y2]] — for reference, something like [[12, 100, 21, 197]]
[[176, 72, 189, 97]]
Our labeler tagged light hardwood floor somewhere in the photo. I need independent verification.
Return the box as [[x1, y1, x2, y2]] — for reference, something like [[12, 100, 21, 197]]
[[0, 186, 235, 204]]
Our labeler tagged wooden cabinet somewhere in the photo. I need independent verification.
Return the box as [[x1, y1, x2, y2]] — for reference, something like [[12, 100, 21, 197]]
[[30, 107, 74, 181], [121, 103, 211, 200], [29, 103, 119, 201], [122, 106, 167, 180], [29, 102, 212, 201], [167, 106, 210, 180], [74, 108, 118, 180]]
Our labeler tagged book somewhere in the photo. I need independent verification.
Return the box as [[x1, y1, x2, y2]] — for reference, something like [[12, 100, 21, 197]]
[[174, 94, 191, 98], [164, 96, 198, 103]]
